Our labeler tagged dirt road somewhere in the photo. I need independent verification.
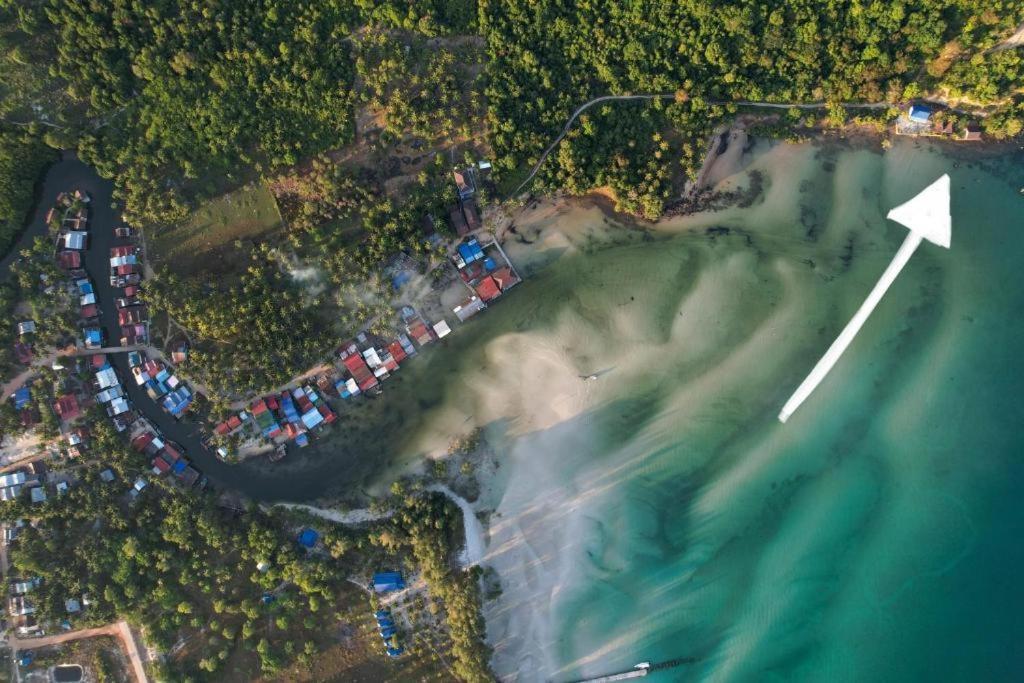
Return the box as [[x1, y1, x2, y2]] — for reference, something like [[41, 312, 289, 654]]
[[10, 620, 149, 683]]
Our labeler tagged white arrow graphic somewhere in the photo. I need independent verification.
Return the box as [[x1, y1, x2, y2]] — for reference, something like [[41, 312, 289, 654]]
[[778, 174, 952, 423]]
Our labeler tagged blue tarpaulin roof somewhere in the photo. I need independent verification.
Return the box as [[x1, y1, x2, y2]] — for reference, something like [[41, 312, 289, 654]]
[[301, 408, 324, 429], [298, 528, 319, 548], [172, 459, 187, 474], [392, 271, 412, 290], [13, 387, 30, 410], [85, 329, 102, 343], [373, 571, 406, 592], [908, 105, 931, 122], [457, 243, 476, 263], [295, 433, 310, 447], [162, 387, 192, 415], [281, 394, 296, 417]]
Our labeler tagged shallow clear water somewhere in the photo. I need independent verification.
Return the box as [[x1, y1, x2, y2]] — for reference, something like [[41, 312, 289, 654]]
[[400, 139, 1024, 682]]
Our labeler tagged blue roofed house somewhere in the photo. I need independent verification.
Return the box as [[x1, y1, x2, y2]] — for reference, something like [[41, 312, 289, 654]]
[[372, 571, 406, 593], [83, 328, 103, 348], [162, 387, 192, 416], [908, 105, 931, 122], [13, 386, 31, 410], [298, 528, 319, 548], [300, 408, 324, 430]]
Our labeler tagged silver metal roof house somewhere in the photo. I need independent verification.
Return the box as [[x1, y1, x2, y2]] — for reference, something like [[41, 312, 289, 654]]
[[453, 296, 486, 322]]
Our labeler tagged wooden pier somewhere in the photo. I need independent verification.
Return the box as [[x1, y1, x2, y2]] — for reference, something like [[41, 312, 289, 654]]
[[571, 663, 649, 683], [567, 656, 697, 683]]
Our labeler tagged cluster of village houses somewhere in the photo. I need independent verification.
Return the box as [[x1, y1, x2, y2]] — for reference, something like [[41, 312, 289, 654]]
[[211, 164, 521, 459], [212, 383, 338, 460], [7, 191, 203, 498], [3, 499, 98, 636], [295, 527, 406, 656], [0, 459, 112, 636], [1, 192, 209, 635]]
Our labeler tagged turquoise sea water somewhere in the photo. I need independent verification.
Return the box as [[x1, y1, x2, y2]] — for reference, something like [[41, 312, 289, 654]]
[[433, 139, 1024, 682]]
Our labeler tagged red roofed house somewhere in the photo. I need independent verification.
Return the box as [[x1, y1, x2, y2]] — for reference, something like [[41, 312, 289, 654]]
[[407, 320, 434, 347], [214, 422, 231, 436], [453, 169, 475, 200], [58, 251, 81, 269], [387, 341, 407, 364], [162, 442, 183, 463], [118, 308, 145, 325], [964, 124, 983, 141], [53, 394, 81, 421], [449, 206, 470, 237], [492, 266, 520, 291], [226, 415, 243, 430], [152, 456, 171, 474], [317, 404, 337, 423], [343, 353, 378, 391], [131, 432, 154, 452], [91, 354, 107, 368], [80, 304, 99, 319], [462, 199, 481, 231], [475, 275, 502, 302]]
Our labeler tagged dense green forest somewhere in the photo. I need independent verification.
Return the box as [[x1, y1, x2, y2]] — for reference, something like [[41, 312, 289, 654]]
[[481, 0, 1024, 214], [2, 0, 1022, 226], [144, 257, 329, 395], [0, 127, 56, 255]]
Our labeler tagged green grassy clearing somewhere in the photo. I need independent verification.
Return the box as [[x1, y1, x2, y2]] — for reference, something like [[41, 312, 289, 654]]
[[149, 183, 283, 277]]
